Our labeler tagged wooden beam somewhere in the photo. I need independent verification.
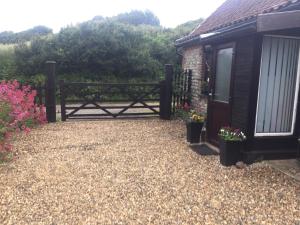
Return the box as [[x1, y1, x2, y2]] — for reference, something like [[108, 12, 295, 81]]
[[45, 61, 56, 122], [257, 10, 300, 32]]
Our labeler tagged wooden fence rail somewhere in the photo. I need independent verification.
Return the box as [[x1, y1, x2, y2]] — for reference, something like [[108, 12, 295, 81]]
[[41, 62, 174, 122], [59, 80, 164, 120]]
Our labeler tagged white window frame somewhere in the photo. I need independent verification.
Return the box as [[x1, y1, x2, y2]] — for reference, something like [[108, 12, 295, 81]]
[[254, 35, 300, 137]]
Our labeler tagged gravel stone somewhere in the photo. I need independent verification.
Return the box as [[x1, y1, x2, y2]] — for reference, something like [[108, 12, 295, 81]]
[[236, 161, 247, 169], [0, 119, 299, 224]]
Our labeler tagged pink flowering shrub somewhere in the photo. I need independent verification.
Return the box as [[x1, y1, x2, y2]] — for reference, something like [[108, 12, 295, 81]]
[[0, 80, 47, 154]]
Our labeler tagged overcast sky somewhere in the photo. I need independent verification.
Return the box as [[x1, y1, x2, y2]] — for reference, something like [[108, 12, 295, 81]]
[[0, 0, 226, 33]]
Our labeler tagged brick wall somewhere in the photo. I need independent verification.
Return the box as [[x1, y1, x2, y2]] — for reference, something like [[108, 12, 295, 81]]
[[181, 45, 207, 114]]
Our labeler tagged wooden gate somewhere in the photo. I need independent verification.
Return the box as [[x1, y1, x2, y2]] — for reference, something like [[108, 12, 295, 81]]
[[59, 81, 164, 120], [42, 62, 173, 122], [172, 69, 192, 113]]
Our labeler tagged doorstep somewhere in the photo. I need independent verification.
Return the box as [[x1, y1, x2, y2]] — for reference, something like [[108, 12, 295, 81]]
[[203, 142, 220, 153], [267, 159, 300, 182], [188, 142, 220, 154]]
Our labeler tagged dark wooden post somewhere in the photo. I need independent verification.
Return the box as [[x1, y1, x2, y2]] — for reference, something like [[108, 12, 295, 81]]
[[59, 80, 67, 121], [172, 72, 177, 114], [159, 80, 166, 118], [37, 83, 43, 106], [187, 69, 192, 105], [45, 61, 56, 122], [183, 70, 188, 104], [180, 70, 186, 105], [160, 64, 173, 120]]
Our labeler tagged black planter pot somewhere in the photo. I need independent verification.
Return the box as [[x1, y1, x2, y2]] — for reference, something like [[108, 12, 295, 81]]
[[186, 121, 204, 144], [219, 138, 244, 167]]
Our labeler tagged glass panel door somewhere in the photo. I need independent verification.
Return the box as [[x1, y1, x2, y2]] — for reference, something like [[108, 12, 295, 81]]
[[207, 44, 234, 145], [214, 48, 234, 102]]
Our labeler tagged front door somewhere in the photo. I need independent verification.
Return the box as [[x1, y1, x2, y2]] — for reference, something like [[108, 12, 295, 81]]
[[207, 43, 235, 145]]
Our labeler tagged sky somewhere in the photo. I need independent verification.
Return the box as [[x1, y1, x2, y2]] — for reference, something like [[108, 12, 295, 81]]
[[0, 0, 226, 33]]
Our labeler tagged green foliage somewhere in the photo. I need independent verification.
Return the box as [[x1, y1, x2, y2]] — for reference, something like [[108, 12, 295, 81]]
[[24, 118, 35, 128], [1, 11, 203, 83], [0, 44, 16, 80], [0, 152, 13, 164], [0, 26, 52, 44], [0, 32, 14, 44], [113, 10, 160, 26], [173, 18, 203, 37], [174, 109, 190, 121], [14, 36, 56, 77], [0, 101, 11, 142], [14, 74, 46, 86]]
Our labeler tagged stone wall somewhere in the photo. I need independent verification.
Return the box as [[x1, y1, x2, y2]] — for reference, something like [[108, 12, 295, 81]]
[[181, 45, 207, 114]]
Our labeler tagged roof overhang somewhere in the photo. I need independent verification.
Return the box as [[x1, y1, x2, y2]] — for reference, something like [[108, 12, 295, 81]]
[[257, 10, 300, 32], [175, 19, 257, 48]]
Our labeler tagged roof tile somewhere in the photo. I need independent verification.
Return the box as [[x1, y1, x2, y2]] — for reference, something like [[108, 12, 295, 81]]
[[191, 0, 300, 35]]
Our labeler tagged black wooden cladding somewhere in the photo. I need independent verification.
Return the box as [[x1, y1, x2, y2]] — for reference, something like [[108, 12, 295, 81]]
[[59, 80, 163, 120], [172, 69, 192, 113], [229, 34, 299, 161], [231, 36, 256, 132]]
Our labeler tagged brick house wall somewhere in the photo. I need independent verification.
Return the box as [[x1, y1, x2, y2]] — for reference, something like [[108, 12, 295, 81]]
[[181, 45, 208, 114]]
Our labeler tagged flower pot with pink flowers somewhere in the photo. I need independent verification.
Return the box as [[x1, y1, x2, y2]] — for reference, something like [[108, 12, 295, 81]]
[[218, 127, 247, 166]]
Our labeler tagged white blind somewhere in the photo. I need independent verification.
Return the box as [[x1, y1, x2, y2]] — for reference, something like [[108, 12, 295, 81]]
[[255, 36, 300, 136]]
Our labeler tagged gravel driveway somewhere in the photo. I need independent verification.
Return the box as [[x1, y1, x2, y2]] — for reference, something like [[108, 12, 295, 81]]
[[0, 119, 299, 224]]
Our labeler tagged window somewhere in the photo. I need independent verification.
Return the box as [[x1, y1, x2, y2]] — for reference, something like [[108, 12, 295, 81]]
[[255, 36, 300, 136], [214, 48, 233, 103]]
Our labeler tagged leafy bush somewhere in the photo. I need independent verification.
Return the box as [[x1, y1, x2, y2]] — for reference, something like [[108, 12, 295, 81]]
[[0, 26, 52, 44], [0, 11, 203, 84], [0, 80, 46, 155], [0, 101, 12, 142], [9, 11, 203, 83], [0, 44, 16, 81], [174, 103, 191, 121]]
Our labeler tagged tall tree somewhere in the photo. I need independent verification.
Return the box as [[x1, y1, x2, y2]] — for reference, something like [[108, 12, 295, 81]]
[[0, 26, 52, 44], [8, 10, 203, 83]]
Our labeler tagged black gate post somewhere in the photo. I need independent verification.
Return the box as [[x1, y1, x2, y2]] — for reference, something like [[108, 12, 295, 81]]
[[159, 80, 166, 118], [45, 61, 56, 122], [160, 64, 173, 120], [187, 69, 192, 105], [59, 80, 67, 121]]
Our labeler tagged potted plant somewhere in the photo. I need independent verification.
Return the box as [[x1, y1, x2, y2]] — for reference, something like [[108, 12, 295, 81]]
[[174, 102, 190, 121], [218, 127, 247, 166], [186, 110, 205, 144]]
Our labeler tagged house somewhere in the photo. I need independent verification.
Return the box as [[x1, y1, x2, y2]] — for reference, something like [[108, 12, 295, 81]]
[[176, 0, 300, 163]]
